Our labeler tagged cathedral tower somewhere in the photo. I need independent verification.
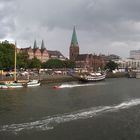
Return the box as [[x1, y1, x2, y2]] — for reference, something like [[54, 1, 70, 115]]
[[69, 26, 79, 60]]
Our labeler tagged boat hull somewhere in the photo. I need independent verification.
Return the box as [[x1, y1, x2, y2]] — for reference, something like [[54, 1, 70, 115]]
[[70, 73, 106, 82], [0, 80, 41, 89], [78, 75, 106, 82], [0, 83, 23, 89], [27, 82, 41, 87]]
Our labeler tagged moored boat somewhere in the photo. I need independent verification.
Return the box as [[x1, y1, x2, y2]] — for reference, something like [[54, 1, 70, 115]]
[[0, 81, 23, 89], [27, 80, 41, 87], [70, 72, 106, 82]]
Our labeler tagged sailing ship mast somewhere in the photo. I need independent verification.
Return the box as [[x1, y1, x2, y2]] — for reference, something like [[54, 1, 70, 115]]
[[14, 41, 17, 82]]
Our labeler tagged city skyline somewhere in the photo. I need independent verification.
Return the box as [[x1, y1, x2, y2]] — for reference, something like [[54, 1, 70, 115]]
[[1, 0, 140, 58]]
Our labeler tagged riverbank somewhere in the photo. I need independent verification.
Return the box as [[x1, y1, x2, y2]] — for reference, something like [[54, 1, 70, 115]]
[[0, 72, 129, 84], [106, 72, 128, 78]]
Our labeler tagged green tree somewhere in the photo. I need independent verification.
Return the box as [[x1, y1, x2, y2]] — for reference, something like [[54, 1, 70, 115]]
[[43, 59, 65, 69], [105, 60, 118, 72], [0, 40, 15, 70], [64, 60, 75, 68], [17, 52, 29, 69], [29, 57, 41, 69]]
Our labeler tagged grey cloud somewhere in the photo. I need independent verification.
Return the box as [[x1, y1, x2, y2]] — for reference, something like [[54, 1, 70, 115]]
[[0, 0, 17, 38], [1, 0, 140, 58]]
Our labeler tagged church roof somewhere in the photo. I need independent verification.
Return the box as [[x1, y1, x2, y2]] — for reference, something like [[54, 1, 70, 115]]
[[48, 50, 65, 59], [75, 54, 89, 61], [71, 26, 79, 47]]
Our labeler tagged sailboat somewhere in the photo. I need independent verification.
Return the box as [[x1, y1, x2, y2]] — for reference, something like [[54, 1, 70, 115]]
[[0, 42, 40, 89]]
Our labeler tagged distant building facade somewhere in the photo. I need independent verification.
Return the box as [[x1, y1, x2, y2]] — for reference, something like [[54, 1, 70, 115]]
[[19, 40, 66, 62], [20, 47, 34, 59], [69, 27, 105, 71], [115, 58, 140, 69]]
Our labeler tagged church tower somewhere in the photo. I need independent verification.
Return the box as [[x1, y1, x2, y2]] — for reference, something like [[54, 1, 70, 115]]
[[33, 40, 38, 49], [69, 26, 79, 60], [41, 40, 45, 52]]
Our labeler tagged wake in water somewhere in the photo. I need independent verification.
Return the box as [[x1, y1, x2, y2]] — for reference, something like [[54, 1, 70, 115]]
[[1, 98, 140, 134], [58, 82, 106, 88]]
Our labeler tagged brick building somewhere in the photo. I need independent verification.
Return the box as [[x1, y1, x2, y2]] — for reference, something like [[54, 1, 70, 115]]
[[20, 40, 49, 63], [69, 27, 105, 71], [20, 40, 65, 63]]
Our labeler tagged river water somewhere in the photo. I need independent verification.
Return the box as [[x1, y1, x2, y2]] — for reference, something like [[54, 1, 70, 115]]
[[0, 78, 140, 140]]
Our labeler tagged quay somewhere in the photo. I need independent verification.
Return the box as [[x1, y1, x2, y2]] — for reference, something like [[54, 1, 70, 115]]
[[0, 72, 129, 84], [0, 74, 77, 84]]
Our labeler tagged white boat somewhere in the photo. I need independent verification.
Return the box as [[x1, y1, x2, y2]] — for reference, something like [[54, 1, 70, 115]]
[[27, 80, 41, 87], [0, 82, 23, 89], [0, 80, 41, 89], [70, 72, 106, 82]]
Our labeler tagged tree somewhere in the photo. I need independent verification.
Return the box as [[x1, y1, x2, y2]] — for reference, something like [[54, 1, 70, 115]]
[[29, 57, 41, 69], [17, 52, 29, 69], [43, 59, 65, 69], [64, 60, 75, 68], [105, 60, 118, 72], [0, 41, 15, 70]]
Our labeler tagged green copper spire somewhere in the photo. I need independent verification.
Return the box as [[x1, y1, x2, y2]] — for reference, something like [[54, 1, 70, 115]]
[[71, 26, 78, 47]]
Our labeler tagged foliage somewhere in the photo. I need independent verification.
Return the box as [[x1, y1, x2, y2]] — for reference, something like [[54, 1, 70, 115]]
[[105, 60, 118, 72], [63, 60, 75, 68], [28, 57, 41, 69], [43, 59, 64, 69], [0, 40, 15, 70], [43, 59, 75, 69], [17, 52, 29, 69]]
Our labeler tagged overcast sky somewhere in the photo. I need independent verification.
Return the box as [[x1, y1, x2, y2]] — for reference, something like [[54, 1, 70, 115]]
[[1, 0, 140, 58]]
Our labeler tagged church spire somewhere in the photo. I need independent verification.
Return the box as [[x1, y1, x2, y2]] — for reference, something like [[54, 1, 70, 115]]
[[69, 26, 79, 60], [71, 26, 78, 47], [41, 40, 45, 50], [33, 40, 38, 50]]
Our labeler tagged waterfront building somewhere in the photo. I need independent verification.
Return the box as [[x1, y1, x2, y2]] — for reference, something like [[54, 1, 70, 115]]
[[34, 48, 42, 60], [69, 26, 105, 71], [20, 40, 49, 62], [20, 40, 65, 62], [115, 58, 140, 69], [20, 47, 34, 59], [40, 40, 49, 62]]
